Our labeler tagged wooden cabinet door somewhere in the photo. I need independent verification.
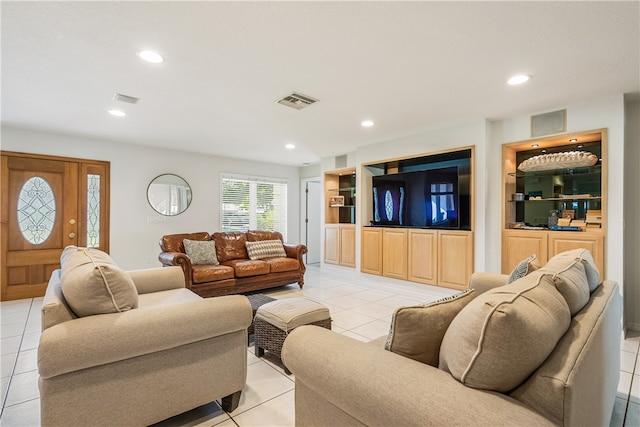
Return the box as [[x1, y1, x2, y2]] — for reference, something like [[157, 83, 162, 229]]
[[548, 231, 605, 276], [339, 225, 356, 267], [324, 225, 340, 264], [383, 228, 407, 280], [408, 229, 437, 284], [502, 230, 548, 274], [438, 230, 473, 290], [361, 227, 383, 275]]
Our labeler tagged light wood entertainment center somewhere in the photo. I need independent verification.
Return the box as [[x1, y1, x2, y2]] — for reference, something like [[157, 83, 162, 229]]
[[501, 129, 607, 275], [359, 147, 475, 291], [324, 168, 356, 268]]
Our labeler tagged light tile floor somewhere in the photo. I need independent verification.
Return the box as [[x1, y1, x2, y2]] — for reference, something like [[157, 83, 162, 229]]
[[1, 264, 639, 426]]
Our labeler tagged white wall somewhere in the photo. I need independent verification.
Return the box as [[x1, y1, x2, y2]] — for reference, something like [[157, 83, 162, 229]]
[[488, 95, 625, 285], [1, 126, 301, 271], [352, 119, 489, 271], [624, 95, 640, 331]]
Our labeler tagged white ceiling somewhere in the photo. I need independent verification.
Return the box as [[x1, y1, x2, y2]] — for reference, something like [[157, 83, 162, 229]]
[[2, 1, 639, 166]]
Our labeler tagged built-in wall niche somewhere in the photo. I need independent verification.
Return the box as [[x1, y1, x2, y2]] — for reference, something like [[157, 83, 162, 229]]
[[364, 148, 472, 231]]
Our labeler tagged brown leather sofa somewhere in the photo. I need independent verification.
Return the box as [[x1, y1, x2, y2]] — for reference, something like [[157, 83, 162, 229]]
[[159, 230, 307, 298]]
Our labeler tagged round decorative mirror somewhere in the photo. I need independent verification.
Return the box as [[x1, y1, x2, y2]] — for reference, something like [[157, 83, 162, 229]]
[[147, 174, 192, 216]]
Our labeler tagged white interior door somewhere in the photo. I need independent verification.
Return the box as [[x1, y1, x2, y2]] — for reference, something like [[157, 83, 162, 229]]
[[301, 178, 321, 264]]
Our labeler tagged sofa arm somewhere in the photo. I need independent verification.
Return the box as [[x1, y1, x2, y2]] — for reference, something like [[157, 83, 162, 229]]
[[38, 295, 252, 379], [282, 327, 553, 427], [128, 266, 185, 294], [468, 272, 509, 294], [284, 244, 307, 271], [158, 251, 193, 288]]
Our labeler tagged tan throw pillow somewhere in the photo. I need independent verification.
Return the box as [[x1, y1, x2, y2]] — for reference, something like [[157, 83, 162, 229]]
[[245, 239, 286, 260], [60, 246, 138, 317], [439, 273, 570, 392], [183, 239, 219, 265], [538, 261, 591, 316], [385, 289, 477, 366], [545, 248, 600, 292], [506, 254, 541, 284]]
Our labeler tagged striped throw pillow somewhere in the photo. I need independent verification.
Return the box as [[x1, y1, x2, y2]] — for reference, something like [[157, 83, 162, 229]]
[[245, 239, 287, 260]]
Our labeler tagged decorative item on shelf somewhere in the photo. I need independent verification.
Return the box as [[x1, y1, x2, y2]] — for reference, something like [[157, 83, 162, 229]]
[[512, 193, 525, 201], [569, 219, 587, 231], [517, 151, 598, 172], [557, 217, 572, 227], [586, 209, 602, 228], [528, 191, 543, 200], [329, 195, 344, 207], [560, 194, 593, 199], [561, 209, 575, 220], [548, 210, 560, 228]]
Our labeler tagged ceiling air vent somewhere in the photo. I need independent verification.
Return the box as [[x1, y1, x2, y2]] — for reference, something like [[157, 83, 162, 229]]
[[113, 93, 139, 104], [276, 92, 318, 110]]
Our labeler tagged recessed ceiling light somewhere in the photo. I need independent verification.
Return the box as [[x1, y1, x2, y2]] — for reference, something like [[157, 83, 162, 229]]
[[138, 50, 164, 64], [569, 138, 578, 143], [531, 144, 539, 148], [507, 74, 531, 85], [361, 120, 374, 127], [108, 110, 126, 117], [285, 143, 295, 149]]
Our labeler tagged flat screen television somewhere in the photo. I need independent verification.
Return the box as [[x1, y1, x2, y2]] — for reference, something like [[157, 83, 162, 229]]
[[371, 154, 471, 230]]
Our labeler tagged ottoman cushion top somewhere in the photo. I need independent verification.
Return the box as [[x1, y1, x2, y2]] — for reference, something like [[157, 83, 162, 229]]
[[255, 298, 330, 331]]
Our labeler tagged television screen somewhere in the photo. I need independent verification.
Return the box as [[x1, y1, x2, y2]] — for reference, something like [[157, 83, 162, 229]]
[[371, 156, 470, 230]]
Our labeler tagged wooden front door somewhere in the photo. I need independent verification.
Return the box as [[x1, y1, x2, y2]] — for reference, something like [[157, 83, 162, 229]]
[[1, 152, 110, 301]]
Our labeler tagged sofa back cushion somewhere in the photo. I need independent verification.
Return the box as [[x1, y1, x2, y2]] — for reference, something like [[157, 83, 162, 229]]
[[247, 230, 284, 242], [439, 273, 571, 392], [60, 246, 139, 317], [160, 232, 210, 253], [543, 248, 601, 292], [212, 232, 249, 263]]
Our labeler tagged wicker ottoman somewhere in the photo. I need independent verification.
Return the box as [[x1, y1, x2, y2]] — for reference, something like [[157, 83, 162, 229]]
[[254, 298, 331, 374]]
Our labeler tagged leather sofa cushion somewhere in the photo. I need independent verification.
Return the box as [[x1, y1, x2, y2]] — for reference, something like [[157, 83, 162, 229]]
[[160, 232, 210, 253], [247, 230, 283, 242], [60, 246, 139, 317], [213, 232, 248, 262], [384, 289, 477, 367], [223, 259, 270, 277], [439, 273, 570, 392], [264, 257, 300, 273], [192, 265, 234, 284]]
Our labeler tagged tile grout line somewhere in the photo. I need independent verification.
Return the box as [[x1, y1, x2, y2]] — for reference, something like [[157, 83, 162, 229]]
[[0, 298, 34, 420]]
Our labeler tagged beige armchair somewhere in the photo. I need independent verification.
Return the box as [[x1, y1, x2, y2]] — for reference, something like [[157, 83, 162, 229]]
[[38, 255, 252, 427]]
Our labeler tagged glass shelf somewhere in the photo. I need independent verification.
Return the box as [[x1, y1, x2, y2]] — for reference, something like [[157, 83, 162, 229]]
[[508, 164, 601, 178], [509, 196, 602, 202]]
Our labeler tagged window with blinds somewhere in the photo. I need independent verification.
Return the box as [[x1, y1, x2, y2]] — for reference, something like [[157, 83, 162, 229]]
[[221, 174, 288, 240]]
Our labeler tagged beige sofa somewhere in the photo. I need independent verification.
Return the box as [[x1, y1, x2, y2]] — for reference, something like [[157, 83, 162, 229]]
[[282, 249, 622, 426], [38, 247, 252, 426]]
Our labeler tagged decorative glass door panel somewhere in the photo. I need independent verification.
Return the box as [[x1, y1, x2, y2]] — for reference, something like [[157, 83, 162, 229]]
[[1, 152, 109, 301]]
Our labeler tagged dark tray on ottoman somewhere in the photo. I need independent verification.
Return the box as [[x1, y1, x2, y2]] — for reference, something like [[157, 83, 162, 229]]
[[246, 293, 276, 336]]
